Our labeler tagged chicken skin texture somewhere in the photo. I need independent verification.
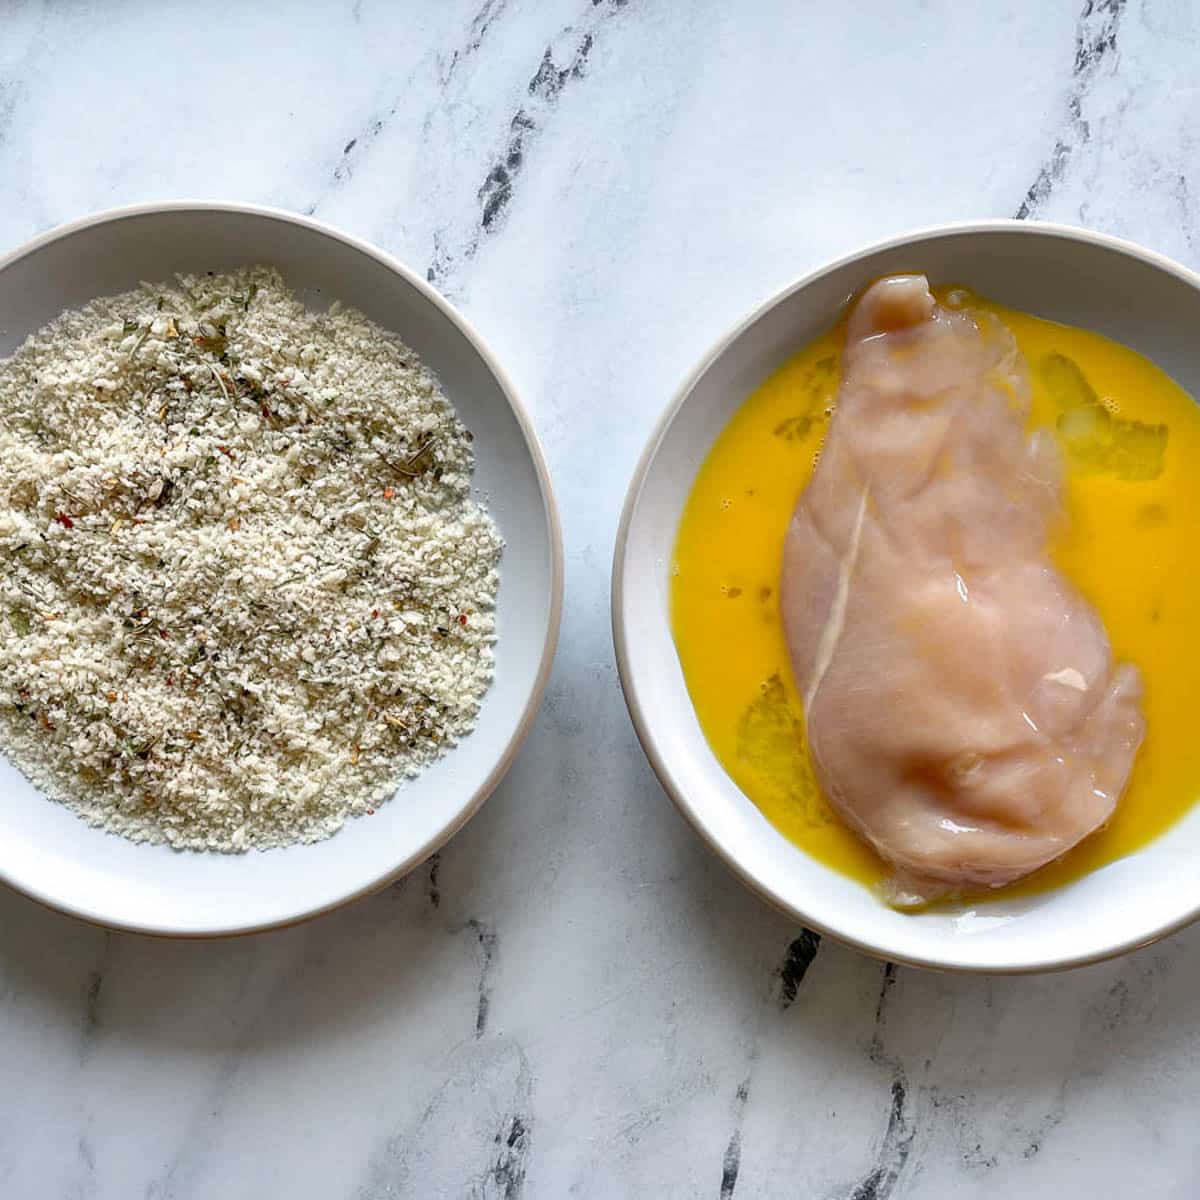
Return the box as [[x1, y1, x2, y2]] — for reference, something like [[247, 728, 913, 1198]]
[[780, 275, 1145, 903]]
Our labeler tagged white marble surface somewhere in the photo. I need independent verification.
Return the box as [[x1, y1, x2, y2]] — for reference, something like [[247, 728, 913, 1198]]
[[2, 1, 1199, 1196]]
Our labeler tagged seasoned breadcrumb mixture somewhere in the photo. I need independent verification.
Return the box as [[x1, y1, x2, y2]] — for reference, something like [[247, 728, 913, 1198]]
[[0, 267, 501, 850]]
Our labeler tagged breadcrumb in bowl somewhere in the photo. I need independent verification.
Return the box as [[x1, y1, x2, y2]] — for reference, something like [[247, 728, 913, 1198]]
[[0, 202, 562, 936]]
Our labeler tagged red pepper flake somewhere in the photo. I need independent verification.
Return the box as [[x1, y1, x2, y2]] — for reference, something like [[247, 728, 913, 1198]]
[[367, 808, 375, 816], [371, 609, 380, 619], [261, 406, 273, 420], [54, 512, 74, 529], [166, 676, 174, 687], [383, 487, 395, 500], [457, 613, 468, 626], [159, 629, 168, 640], [217, 445, 234, 459]]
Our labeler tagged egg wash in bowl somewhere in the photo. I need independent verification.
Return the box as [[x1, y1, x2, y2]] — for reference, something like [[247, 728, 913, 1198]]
[[671, 284, 1200, 903]]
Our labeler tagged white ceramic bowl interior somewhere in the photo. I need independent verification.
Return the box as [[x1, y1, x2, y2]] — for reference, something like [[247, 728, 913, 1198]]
[[614, 221, 1200, 972], [0, 203, 561, 936]]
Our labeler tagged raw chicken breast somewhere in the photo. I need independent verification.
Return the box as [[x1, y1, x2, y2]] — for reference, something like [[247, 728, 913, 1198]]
[[780, 275, 1145, 903]]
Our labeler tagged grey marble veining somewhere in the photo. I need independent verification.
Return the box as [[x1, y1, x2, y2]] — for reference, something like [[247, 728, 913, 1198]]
[[2, 1, 1200, 1196]]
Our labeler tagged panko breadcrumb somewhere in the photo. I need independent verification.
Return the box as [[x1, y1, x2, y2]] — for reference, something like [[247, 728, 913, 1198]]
[[0, 266, 501, 851]]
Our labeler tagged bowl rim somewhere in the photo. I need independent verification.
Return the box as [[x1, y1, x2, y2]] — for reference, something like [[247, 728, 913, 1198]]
[[0, 199, 564, 938], [612, 217, 1200, 974]]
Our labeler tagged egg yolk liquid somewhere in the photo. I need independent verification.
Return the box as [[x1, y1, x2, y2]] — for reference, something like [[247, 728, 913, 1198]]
[[670, 290, 1200, 898]]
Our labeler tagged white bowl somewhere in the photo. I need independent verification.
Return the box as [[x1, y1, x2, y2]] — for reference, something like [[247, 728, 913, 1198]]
[[0, 202, 562, 936], [613, 220, 1200, 973]]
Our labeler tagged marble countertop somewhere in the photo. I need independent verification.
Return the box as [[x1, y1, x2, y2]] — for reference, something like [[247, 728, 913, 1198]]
[[2, 1, 1198, 1196]]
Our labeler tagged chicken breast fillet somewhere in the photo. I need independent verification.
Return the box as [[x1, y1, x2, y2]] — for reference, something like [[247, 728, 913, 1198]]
[[780, 275, 1145, 903]]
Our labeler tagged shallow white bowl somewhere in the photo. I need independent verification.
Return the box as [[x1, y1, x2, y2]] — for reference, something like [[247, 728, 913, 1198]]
[[614, 220, 1200, 973], [0, 202, 562, 936]]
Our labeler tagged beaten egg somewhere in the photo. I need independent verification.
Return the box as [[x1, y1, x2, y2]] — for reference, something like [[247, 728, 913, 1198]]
[[671, 287, 1200, 900]]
